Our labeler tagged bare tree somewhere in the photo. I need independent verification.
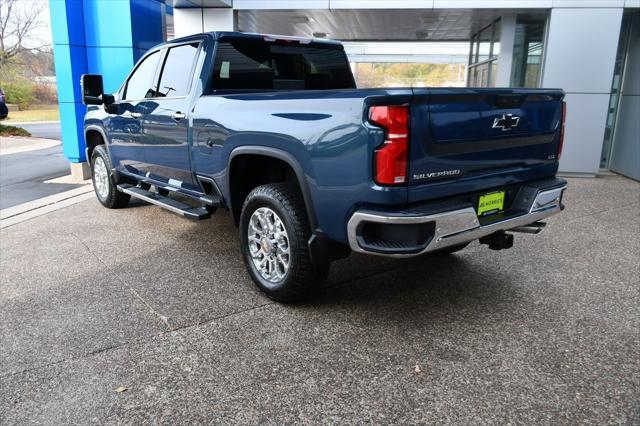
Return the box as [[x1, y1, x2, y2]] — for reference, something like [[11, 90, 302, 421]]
[[0, 0, 48, 69]]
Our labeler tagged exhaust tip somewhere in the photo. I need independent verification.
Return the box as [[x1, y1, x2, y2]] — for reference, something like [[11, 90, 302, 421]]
[[511, 221, 547, 234]]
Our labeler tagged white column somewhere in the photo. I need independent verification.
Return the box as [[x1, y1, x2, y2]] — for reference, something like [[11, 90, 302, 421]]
[[495, 13, 516, 87], [203, 8, 235, 31], [174, 8, 235, 38], [173, 9, 204, 38], [542, 7, 623, 175]]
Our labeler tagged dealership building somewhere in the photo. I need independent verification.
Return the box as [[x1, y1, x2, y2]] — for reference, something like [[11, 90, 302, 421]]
[[50, 0, 639, 180]]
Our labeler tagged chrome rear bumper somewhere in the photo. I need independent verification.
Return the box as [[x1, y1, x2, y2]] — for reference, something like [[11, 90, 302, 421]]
[[347, 184, 566, 257]]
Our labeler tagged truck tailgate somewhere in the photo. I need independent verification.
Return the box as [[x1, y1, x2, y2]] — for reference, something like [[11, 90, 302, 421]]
[[407, 88, 564, 203]]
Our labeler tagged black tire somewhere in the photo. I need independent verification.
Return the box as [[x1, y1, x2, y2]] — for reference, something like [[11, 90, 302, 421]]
[[239, 183, 329, 303], [91, 144, 130, 209], [429, 242, 469, 256]]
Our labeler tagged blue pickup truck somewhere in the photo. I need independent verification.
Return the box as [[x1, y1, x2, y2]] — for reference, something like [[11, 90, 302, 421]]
[[81, 31, 567, 302]]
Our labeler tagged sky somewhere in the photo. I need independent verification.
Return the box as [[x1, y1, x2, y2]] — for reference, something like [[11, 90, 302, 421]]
[[5, 0, 53, 48]]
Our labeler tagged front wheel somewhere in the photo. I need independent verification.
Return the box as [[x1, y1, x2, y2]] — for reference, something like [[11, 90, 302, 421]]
[[91, 145, 130, 209], [239, 183, 329, 303]]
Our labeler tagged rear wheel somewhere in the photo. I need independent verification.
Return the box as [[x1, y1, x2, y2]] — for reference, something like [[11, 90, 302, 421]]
[[239, 183, 329, 303], [91, 145, 130, 209]]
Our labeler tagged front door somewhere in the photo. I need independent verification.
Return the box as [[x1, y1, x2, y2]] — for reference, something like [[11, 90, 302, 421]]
[[107, 49, 162, 177], [107, 102, 145, 176], [141, 41, 201, 192]]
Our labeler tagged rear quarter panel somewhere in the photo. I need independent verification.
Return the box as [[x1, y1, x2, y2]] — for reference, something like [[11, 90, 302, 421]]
[[191, 88, 412, 243]]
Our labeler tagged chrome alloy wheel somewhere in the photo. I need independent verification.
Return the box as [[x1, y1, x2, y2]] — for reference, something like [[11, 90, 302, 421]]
[[247, 207, 290, 283], [93, 156, 109, 199]]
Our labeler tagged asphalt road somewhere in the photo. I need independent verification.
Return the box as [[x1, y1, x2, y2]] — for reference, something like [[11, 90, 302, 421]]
[[0, 137, 82, 209], [1, 175, 638, 423], [17, 121, 62, 140]]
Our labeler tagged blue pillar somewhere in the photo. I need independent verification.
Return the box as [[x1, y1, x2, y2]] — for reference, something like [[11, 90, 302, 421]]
[[49, 0, 166, 164]]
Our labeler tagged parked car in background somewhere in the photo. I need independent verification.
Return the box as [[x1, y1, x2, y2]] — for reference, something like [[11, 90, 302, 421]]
[[81, 32, 567, 302], [0, 88, 8, 120]]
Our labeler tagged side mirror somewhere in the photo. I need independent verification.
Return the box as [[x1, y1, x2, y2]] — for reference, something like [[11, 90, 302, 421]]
[[81, 74, 113, 106]]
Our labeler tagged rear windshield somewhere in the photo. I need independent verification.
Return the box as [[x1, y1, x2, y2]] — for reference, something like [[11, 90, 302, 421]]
[[211, 39, 355, 92]]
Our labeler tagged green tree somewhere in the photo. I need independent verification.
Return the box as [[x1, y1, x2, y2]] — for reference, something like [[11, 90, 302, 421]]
[[2, 79, 35, 109]]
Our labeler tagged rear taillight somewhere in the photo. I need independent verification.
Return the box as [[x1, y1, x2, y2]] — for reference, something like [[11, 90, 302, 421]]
[[558, 101, 566, 159], [369, 105, 409, 185]]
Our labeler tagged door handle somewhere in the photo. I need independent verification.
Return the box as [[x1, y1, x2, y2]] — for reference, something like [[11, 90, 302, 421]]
[[130, 112, 142, 119], [172, 112, 186, 121]]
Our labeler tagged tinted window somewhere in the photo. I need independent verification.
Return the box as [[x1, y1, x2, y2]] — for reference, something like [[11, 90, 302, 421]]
[[157, 43, 200, 97], [124, 51, 161, 100], [212, 39, 355, 91]]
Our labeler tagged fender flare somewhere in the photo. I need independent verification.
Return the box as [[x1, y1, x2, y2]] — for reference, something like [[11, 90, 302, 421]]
[[84, 124, 111, 160], [228, 145, 318, 231], [84, 124, 120, 182]]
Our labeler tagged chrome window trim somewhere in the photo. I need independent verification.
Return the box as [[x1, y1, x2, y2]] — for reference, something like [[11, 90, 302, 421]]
[[119, 40, 204, 103]]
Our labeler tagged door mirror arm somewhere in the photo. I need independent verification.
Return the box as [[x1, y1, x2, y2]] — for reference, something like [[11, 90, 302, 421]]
[[103, 95, 118, 114], [102, 94, 115, 105]]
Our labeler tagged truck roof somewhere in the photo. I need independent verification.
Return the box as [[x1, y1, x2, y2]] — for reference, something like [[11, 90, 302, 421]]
[[168, 31, 344, 48]]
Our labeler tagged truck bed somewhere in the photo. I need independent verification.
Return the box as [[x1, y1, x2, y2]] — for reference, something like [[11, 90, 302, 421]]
[[191, 86, 564, 244]]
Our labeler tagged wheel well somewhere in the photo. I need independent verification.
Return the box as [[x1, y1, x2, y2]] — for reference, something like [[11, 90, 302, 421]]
[[229, 154, 302, 225], [85, 129, 104, 160]]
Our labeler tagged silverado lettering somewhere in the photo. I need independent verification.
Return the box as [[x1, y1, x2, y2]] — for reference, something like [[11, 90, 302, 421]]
[[413, 169, 462, 181]]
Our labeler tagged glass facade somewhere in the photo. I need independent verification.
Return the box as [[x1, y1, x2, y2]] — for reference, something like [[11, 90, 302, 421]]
[[510, 16, 546, 88], [600, 12, 632, 169], [467, 13, 547, 89], [468, 19, 501, 87]]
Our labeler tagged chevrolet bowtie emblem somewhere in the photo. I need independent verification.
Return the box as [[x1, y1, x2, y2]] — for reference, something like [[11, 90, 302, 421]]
[[492, 114, 520, 131]]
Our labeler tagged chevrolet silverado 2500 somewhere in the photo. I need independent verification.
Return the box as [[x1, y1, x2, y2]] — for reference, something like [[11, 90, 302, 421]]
[[81, 31, 567, 302]]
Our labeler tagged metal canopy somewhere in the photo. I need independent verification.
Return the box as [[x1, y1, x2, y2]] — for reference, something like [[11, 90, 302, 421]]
[[172, 0, 232, 7], [237, 9, 516, 41]]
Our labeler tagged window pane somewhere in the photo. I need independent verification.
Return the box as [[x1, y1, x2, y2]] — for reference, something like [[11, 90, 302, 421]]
[[524, 42, 543, 86], [468, 62, 490, 88], [478, 27, 492, 62], [157, 43, 200, 97], [470, 36, 478, 64], [213, 41, 272, 90], [510, 16, 546, 87], [601, 12, 632, 168], [124, 51, 160, 100], [212, 39, 355, 91], [490, 61, 498, 87], [474, 36, 479, 63], [492, 19, 501, 56]]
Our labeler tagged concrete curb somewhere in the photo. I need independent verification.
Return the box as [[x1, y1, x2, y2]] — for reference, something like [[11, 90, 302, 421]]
[[0, 186, 95, 229], [0, 136, 61, 155]]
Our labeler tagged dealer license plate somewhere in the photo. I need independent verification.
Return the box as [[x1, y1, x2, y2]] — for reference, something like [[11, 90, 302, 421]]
[[477, 191, 505, 216]]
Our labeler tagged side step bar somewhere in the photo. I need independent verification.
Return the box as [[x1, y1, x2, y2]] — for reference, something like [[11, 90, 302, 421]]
[[117, 184, 211, 220]]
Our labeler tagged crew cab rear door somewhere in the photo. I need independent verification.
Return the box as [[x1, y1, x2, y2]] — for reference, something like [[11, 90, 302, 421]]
[[107, 49, 163, 177], [407, 88, 564, 203]]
